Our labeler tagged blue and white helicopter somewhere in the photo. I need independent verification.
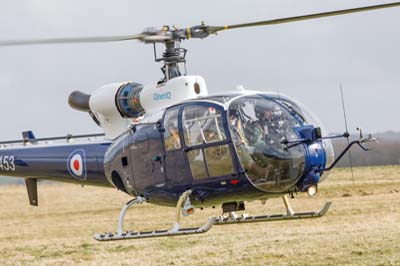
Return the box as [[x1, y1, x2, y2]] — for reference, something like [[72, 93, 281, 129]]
[[0, 2, 396, 241]]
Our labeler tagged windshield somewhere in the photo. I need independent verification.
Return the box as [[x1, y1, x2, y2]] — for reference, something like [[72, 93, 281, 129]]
[[272, 95, 335, 179], [228, 95, 305, 192]]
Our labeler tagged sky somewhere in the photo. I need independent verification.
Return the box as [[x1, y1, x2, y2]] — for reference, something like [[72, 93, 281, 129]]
[[0, 0, 399, 141]]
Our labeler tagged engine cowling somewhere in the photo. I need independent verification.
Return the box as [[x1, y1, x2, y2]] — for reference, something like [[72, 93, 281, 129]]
[[68, 75, 209, 139], [68, 82, 145, 139], [114, 82, 145, 118]]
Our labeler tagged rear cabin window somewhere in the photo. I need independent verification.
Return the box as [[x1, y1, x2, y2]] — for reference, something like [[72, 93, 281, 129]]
[[182, 105, 235, 180], [182, 105, 226, 146], [163, 108, 181, 151]]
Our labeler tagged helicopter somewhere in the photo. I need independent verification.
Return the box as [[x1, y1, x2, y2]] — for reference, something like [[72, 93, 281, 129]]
[[0, 2, 397, 241]]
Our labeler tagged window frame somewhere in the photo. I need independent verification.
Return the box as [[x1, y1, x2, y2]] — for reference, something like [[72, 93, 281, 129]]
[[179, 102, 237, 180], [162, 107, 182, 152], [182, 104, 227, 148]]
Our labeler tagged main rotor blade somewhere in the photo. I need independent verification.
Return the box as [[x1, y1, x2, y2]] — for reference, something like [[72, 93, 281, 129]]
[[206, 2, 400, 34], [0, 34, 145, 47]]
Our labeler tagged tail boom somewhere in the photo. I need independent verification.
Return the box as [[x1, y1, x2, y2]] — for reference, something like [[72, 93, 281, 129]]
[[0, 141, 112, 187]]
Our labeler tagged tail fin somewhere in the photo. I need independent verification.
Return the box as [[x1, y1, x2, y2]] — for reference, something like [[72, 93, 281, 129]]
[[25, 179, 38, 206]]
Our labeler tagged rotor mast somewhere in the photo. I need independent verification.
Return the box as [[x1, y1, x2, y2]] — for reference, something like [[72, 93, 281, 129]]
[[154, 40, 187, 82]]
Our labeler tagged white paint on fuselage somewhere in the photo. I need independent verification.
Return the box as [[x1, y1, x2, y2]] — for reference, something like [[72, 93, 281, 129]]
[[89, 76, 209, 139]]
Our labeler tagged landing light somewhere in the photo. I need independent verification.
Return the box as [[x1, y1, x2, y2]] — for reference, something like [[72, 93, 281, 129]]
[[307, 185, 318, 197]]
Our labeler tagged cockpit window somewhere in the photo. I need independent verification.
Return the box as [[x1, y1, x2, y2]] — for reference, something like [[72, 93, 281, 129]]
[[274, 99, 306, 123], [273, 95, 334, 169], [183, 105, 226, 147], [229, 95, 305, 192]]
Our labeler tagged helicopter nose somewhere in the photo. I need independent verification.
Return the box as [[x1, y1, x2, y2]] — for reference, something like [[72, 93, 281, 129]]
[[307, 142, 326, 169], [300, 142, 326, 194]]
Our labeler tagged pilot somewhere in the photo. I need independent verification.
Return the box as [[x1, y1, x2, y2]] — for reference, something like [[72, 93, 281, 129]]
[[253, 103, 283, 149], [255, 104, 275, 131], [229, 110, 269, 180], [253, 104, 293, 185], [243, 104, 275, 151], [245, 104, 280, 179], [229, 112, 248, 147], [230, 113, 251, 161]]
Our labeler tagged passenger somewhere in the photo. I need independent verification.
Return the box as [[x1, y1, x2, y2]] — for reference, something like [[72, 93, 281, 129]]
[[229, 113, 248, 146], [165, 126, 181, 150]]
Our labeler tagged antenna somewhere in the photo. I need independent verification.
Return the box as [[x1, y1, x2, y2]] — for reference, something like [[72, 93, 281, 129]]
[[340, 83, 355, 186]]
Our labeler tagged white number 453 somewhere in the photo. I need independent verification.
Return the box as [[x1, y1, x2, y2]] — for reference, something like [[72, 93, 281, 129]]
[[0, 155, 16, 171]]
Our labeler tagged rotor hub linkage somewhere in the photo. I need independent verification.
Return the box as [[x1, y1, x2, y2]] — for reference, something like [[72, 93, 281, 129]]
[[155, 41, 187, 63], [154, 41, 188, 81]]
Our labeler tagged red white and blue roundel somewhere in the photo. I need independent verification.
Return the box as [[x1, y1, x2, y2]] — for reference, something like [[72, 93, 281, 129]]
[[67, 149, 87, 181]]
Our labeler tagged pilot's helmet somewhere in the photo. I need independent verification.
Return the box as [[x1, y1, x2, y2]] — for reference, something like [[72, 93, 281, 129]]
[[255, 102, 276, 121]]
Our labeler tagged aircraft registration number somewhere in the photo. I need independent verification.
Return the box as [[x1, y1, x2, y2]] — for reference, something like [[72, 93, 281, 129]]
[[0, 156, 16, 171]]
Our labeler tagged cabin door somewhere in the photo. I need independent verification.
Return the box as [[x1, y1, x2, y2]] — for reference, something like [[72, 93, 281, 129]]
[[130, 124, 167, 190], [163, 107, 192, 187]]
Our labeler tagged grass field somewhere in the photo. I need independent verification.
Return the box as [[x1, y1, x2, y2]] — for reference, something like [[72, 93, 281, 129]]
[[0, 166, 399, 266]]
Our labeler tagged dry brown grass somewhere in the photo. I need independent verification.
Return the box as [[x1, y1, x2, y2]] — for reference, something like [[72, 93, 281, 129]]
[[0, 165, 399, 266]]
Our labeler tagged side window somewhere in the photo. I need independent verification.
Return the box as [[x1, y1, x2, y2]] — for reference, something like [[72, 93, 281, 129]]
[[183, 105, 226, 147], [183, 104, 235, 180], [187, 149, 208, 180], [163, 108, 181, 151], [204, 145, 234, 177]]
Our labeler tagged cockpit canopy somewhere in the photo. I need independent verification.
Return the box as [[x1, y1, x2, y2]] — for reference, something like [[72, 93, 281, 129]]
[[162, 93, 334, 193], [228, 95, 306, 191]]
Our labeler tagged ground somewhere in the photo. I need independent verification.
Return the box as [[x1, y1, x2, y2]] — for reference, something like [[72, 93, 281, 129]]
[[0, 166, 399, 266]]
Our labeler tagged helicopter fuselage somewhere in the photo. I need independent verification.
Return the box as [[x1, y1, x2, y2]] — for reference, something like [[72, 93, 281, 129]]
[[0, 86, 334, 208]]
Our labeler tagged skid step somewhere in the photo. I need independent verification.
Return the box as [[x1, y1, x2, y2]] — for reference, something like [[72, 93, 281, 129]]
[[94, 217, 216, 241], [214, 202, 332, 225]]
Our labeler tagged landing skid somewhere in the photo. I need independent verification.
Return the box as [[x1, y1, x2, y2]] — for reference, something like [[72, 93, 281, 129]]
[[94, 190, 215, 241], [94, 193, 332, 241], [94, 217, 216, 241], [214, 201, 332, 225]]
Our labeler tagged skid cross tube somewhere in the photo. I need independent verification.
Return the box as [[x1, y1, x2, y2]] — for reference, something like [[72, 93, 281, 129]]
[[116, 197, 146, 235], [94, 190, 216, 241]]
